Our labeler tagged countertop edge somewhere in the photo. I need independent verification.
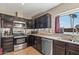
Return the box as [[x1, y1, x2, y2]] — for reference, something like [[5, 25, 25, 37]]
[[30, 34, 79, 45]]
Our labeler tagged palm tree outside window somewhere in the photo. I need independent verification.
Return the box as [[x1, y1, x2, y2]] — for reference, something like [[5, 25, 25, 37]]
[[69, 14, 77, 34]]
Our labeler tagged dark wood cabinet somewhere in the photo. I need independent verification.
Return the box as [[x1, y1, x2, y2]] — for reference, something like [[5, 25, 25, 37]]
[[66, 43, 79, 55], [35, 14, 51, 28], [53, 40, 66, 55], [35, 18, 40, 29], [40, 14, 51, 28], [1, 15, 13, 28], [2, 20, 13, 28], [1, 37, 14, 53], [26, 20, 34, 29], [27, 35, 79, 55], [66, 50, 79, 55], [53, 40, 79, 55], [27, 35, 42, 53], [35, 36, 42, 52], [27, 35, 35, 46]]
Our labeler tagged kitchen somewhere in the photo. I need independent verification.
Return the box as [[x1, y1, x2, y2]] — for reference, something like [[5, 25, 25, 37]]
[[0, 3, 79, 55]]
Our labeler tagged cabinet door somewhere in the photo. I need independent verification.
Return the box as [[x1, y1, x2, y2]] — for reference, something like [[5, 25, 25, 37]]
[[26, 20, 31, 29], [53, 45, 66, 55], [66, 43, 79, 55], [1, 37, 14, 53], [35, 18, 40, 29], [26, 20, 34, 29], [34, 14, 51, 29], [40, 14, 51, 28], [43, 14, 51, 28], [41, 15, 48, 28], [35, 36, 42, 52], [37, 39, 42, 52], [53, 40, 66, 55], [1, 15, 13, 28], [2, 19, 13, 28], [33, 38, 37, 48], [66, 50, 79, 55], [27, 35, 35, 46], [34, 19, 37, 28]]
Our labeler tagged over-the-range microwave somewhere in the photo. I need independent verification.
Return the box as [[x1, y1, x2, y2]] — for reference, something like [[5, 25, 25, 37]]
[[13, 21, 26, 28]]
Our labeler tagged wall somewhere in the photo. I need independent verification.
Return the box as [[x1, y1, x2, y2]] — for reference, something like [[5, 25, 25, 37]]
[[0, 4, 32, 19], [33, 3, 79, 33], [0, 5, 23, 18]]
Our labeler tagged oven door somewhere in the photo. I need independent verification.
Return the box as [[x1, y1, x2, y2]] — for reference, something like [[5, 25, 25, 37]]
[[14, 37, 26, 45]]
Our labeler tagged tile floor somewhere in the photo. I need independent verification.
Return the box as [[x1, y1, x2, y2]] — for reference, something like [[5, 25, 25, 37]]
[[4, 46, 42, 55]]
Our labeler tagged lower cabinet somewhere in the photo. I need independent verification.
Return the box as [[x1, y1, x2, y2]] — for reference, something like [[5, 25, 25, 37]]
[[27, 35, 42, 53], [53, 40, 79, 55], [27, 35, 35, 46], [35, 36, 42, 52], [53, 40, 66, 55], [66, 43, 79, 55], [27, 35, 79, 55], [32, 36, 42, 53], [1, 37, 14, 53]]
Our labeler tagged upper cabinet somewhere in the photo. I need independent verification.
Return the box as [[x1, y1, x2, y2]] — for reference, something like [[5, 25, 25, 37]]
[[1, 14, 14, 28], [35, 14, 51, 29], [26, 20, 34, 29], [35, 18, 40, 28]]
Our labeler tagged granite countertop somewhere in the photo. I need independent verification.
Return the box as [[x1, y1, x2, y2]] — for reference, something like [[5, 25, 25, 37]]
[[31, 33, 79, 45], [14, 36, 27, 38], [2, 35, 14, 38]]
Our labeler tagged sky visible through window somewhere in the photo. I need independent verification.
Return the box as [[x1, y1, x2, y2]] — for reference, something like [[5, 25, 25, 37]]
[[60, 12, 79, 28]]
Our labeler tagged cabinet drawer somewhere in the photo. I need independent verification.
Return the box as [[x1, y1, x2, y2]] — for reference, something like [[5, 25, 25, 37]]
[[2, 38, 13, 42], [53, 40, 65, 48], [69, 44, 79, 52], [53, 46, 65, 55], [2, 42, 13, 46], [3, 48, 14, 53], [67, 43, 76, 50], [2, 44, 13, 49]]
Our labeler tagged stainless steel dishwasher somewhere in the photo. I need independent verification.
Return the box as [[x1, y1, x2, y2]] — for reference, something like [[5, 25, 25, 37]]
[[42, 38, 53, 55]]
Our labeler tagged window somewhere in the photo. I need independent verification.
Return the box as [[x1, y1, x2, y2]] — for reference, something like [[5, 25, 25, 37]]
[[59, 12, 79, 34]]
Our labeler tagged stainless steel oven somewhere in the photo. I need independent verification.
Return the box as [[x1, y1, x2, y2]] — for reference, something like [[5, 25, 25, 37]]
[[14, 37, 27, 51], [14, 37, 26, 45], [13, 27, 27, 51], [13, 32, 27, 51]]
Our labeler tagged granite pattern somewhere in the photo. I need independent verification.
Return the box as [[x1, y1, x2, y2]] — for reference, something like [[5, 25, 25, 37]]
[[31, 33, 79, 45]]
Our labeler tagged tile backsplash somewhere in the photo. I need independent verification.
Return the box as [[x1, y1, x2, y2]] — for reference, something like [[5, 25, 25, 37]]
[[25, 28, 53, 34], [34, 28, 53, 34]]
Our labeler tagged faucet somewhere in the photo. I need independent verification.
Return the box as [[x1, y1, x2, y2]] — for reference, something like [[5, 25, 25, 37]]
[[75, 28, 78, 34], [75, 25, 79, 34]]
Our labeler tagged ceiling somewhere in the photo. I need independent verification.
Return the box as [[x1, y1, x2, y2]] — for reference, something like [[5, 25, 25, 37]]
[[0, 3, 61, 19]]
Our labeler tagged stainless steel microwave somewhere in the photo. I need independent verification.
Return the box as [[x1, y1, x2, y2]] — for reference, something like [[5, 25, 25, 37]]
[[13, 21, 26, 28]]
